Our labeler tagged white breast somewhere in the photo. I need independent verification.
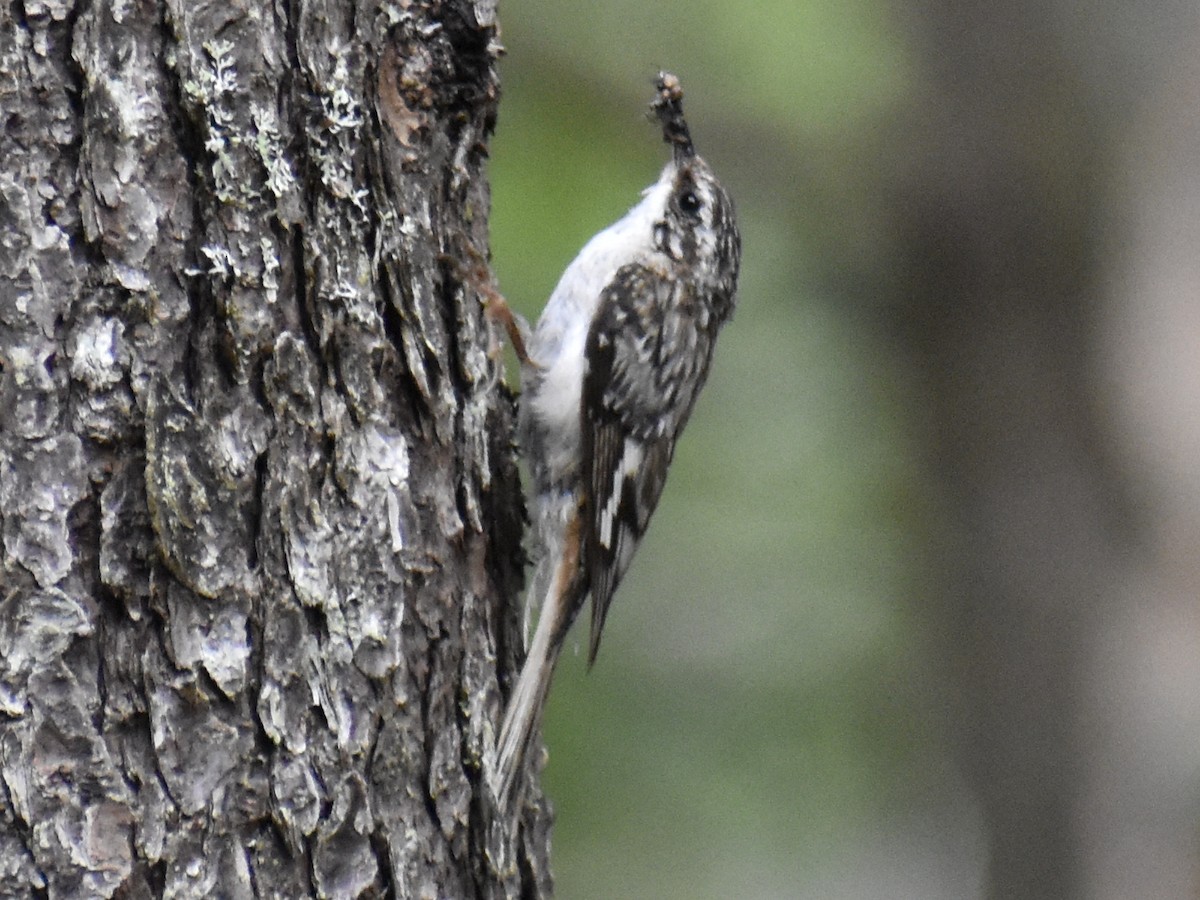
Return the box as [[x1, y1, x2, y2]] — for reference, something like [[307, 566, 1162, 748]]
[[526, 172, 673, 485]]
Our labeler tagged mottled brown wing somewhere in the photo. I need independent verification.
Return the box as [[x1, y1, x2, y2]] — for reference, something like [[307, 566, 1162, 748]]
[[581, 263, 715, 664]]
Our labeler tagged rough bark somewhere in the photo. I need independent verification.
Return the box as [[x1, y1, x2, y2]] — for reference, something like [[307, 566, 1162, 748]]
[[0, 1, 550, 896]]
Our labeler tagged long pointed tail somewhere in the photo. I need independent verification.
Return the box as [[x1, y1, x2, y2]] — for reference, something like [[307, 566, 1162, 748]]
[[493, 596, 564, 811], [492, 512, 582, 812]]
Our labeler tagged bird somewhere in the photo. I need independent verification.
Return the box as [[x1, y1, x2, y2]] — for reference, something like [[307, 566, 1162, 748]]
[[490, 72, 742, 812]]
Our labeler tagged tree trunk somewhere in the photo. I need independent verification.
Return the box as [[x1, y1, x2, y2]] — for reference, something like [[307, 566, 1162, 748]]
[[891, 3, 1135, 898], [0, 1, 549, 896]]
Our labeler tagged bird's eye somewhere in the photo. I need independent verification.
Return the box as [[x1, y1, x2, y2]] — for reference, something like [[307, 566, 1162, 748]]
[[679, 190, 702, 216]]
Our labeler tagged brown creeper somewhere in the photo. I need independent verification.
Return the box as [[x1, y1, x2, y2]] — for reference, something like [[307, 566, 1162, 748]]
[[492, 73, 741, 810]]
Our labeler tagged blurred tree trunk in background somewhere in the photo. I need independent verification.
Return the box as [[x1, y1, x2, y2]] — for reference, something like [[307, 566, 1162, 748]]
[[0, 1, 550, 896], [1090, 19, 1200, 899], [894, 2, 1200, 897]]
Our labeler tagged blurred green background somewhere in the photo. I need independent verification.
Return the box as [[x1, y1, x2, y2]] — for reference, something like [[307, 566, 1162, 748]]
[[487, 2, 982, 898], [486, 1, 1200, 898]]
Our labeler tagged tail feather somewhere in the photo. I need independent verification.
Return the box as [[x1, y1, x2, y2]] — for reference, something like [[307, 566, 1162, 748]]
[[492, 602, 562, 811], [492, 510, 582, 813]]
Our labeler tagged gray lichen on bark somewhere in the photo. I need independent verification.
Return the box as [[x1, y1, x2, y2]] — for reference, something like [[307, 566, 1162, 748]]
[[0, 0, 546, 896]]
